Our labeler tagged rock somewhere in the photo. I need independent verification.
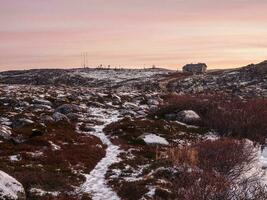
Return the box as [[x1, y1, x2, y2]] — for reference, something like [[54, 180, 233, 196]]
[[111, 94, 121, 104], [30, 129, 44, 138], [81, 125, 96, 132], [11, 118, 34, 129], [164, 113, 177, 121], [123, 102, 139, 111], [40, 115, 54, 124], [52, 112, 70, 123], [33, 98, 52, 106], [0, 170, 26, 200], [66, 113, 80, 122], [0, 125, 12, 140], [147, 99, 159, 106], [149, 105, 158, 113], [120, 109, 137, 117], [139, 133, 169, 145], [55, 104, 81, 115], [33, 104, 52, 110], [176, 110, 201, 124]]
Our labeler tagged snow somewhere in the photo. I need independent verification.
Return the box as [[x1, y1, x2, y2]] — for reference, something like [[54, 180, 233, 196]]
[[74, 68, 168, 83], [241, 142, 267, 187], [260, 147, 267, 169], [49, 141, 61, 151], [80, 107, 122, 200], [0, 170, 25, 199], [30, 188, 59, 197], [145, 187, 156, 198], [143, 134, 169, 145], [9, 155, 21, 162]]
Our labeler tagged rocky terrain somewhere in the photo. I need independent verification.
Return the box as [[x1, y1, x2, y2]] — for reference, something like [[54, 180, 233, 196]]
[[167, 61, 267, 98], [0, 68, 171, 92], [0, 62, 267, 200]]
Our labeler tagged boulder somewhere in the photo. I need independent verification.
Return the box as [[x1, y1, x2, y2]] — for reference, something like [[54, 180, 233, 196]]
[[0, 170, 26, 200], [40, 115, 54, 124], [139, 133, 169, 145], [33, 98, 52, 106], [164, 113, 177, 121], [176, 110, 201, 124], [0, 125, 12, 140], [30, 129, 44, 138], [81, 124, 96, 132], [55, 104, 81, 115], [66, 113, 80, 122], [11, 118, 34, 129], [52, 112, 70, 123]]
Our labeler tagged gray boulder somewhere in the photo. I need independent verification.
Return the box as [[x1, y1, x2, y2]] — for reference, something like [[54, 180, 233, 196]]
[[52, 112, 70, 123], [11, 118, 34, 129], [0, 170, 26, 200], [176, 110, 201, 124], [55, 104, 81, 115]]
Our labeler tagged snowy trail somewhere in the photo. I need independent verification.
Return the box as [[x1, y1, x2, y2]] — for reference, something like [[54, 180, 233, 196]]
[[80, 107, 122, 200]]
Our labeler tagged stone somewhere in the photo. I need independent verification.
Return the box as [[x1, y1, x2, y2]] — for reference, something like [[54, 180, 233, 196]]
[[0, 170, 26, 200], [52, 112, 70, 123], [55, 104, 81, 115], [176, 110, 201, 124]]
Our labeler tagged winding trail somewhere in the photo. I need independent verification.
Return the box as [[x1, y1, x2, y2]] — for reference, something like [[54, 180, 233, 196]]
[[80, 107, 121, 200]]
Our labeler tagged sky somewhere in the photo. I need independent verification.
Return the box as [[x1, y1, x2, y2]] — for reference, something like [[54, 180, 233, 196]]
[[0, 0, 267, 71]]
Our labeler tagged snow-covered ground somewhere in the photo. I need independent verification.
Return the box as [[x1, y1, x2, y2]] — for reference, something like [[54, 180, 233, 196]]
[[80, 107, 122, 200], [73, 68, 169, 83]]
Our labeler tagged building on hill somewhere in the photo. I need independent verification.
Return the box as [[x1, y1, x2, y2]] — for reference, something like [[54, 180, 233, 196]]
[[182, 63, 207, 74]]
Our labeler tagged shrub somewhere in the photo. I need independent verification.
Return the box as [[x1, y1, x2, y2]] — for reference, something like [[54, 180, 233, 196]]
[[154, 94, 267, 142], [196, 139, 255, 180]]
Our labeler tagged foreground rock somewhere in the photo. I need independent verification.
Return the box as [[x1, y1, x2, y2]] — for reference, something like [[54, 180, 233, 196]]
[[0, 171, 26, 200]]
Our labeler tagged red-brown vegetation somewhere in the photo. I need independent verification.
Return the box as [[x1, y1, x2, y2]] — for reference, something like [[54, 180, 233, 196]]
[[153, 94, 267, 142]]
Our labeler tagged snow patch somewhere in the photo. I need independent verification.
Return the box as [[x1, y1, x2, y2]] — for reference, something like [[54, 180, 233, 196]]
[[143, 134, 169, 145], [80, 107, 122, 200]]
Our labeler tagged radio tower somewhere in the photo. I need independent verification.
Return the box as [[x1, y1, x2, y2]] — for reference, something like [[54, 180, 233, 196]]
[[81, 52, 88, 68]]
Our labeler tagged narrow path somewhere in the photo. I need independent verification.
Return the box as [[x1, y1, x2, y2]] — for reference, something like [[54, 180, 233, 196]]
[[80, 107, 121, 200]]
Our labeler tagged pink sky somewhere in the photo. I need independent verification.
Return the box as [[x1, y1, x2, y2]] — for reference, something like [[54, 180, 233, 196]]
[[0, 0, 267, 70]]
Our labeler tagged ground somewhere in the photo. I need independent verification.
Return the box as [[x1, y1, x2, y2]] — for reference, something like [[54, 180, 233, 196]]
[[0, 65, 267, 199]]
